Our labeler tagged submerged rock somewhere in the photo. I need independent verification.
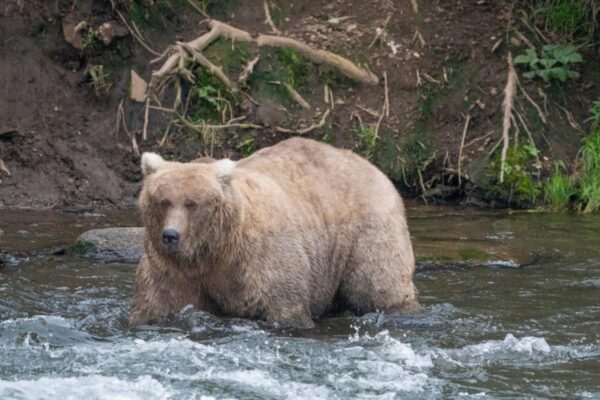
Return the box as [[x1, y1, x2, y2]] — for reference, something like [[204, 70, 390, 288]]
[[70, 227, 144, 263]]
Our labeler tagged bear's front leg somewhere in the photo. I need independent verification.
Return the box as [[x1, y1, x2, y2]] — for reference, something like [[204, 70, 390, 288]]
[[264, 301, 315, 329], [129, 253, 207, 325]]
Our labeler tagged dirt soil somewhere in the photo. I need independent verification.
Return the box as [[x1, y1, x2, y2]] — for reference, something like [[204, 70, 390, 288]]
[[0, 0, 598, 209]]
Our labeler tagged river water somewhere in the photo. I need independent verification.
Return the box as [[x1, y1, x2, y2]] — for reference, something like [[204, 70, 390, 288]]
[[0, 206, 599, 399]]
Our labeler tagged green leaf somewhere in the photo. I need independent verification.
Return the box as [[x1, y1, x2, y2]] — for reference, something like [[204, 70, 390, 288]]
[[514, 54, 531, 64], [538, 70, 551, 81], [551, 67, 567, 81], [523, 71, 536, 79], [523, 144, 540, 157], [563, 52, 583, 64], [540, 58, 557, 68]]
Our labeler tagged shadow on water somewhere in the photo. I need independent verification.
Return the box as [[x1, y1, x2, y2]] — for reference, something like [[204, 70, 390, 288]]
[[1, 205, 600, 399]]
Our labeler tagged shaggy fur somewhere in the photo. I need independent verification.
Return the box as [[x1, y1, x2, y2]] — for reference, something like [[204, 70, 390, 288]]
[[129, 138, 419, 327]]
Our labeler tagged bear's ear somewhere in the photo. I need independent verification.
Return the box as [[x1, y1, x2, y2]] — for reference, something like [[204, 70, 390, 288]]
[[141, 152, 166, 176], [213, 159, 236, 179], [213, 159, 236, 187]]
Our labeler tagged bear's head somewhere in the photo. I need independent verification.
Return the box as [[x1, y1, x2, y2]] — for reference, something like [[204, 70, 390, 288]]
[[139, 152, 239, 264]]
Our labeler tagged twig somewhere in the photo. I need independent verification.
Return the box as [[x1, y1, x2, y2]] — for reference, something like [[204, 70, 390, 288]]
[[284, 83, 311, 109], [268, 81, 311, 109], [513, 29, 535, 49], [457, 113, 471, 186], [142, 98, 150, 141], [515, 110, 541, 177], [131, 133, 140, 157], [510, 114, 520, 147], [517, 80, 547, 124], [356, 105, 379, 117], [109, 1, 161, 56], [0, 159, 11, 176], [238, 56, 260, 84], [410, 0, 419, 14], [369, 15, 392, 48], [413, 29, 426, 47], [275, 109, 331, 134], [185, 0, 209, 18], [464, 130, 494, 149], [263, 0, 281, 34], [374, 71, 389, 139], [500, 53, 517, 183], [553, 101, 584, 133]]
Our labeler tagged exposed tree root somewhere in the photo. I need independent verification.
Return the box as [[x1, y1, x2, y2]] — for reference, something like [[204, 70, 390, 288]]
[[150, 19, 378, 91], [263, 0, 281, 34], [138, 18, 377, 145], [500, 53, 517, 183]]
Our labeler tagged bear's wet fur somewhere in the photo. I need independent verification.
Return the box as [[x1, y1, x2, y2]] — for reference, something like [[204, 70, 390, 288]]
[[129, 138, 419, 327]]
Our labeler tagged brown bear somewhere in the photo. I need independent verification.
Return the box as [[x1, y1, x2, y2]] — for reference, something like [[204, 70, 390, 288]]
[[129, 137, 419, 327]]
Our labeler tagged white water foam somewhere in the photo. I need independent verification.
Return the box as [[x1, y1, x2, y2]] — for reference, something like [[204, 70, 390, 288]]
[[0, 375, 171, 400]]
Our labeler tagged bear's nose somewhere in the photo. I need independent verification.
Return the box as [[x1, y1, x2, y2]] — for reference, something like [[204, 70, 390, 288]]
[[162, 229, 180, 245]]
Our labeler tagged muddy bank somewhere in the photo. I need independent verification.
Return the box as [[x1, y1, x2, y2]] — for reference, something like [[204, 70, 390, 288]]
[[0, 0, 598, 209]]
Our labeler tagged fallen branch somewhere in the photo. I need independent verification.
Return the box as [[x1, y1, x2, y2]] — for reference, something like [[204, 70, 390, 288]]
[[500, 53, 517, 183]]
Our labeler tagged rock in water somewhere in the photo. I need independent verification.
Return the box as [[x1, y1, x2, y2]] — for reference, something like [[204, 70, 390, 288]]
[[71, 227, 144, 263]]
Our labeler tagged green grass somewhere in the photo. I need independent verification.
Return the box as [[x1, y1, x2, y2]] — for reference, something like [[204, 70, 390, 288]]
[[88, 65, 112, 96], [588, 98, 600, 130], [578, 129, 600, 212], [533, 0, 596, 40], [544, 162, 576, 210], [543, 129, 600, 213]]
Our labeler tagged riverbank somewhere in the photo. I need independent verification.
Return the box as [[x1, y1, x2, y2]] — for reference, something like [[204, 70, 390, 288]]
[[0, 0, 598, 210]]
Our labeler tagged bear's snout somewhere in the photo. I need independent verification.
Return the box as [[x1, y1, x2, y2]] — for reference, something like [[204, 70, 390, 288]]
[[162, 228, 180, 248]]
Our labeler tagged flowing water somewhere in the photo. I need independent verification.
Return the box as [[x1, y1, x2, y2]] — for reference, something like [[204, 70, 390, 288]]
[[0, 206, 599, 399]]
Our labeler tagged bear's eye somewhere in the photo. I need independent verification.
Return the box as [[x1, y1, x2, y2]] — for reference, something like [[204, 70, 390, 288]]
[[159, 199, 171, 208], [184, 199, 197, 209]]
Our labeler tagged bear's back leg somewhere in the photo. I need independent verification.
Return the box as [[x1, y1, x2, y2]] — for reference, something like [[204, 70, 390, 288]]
[[337, 216, 419, 315]]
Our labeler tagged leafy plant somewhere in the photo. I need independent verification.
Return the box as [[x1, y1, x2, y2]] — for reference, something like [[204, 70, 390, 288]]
[[88, 65, 112, 95], [488, 143, 541, 205], [353, 124, 378, 158], [81, 26, 98, 50], [514, 45, 583, 82], [236, 136, 257, 157]]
